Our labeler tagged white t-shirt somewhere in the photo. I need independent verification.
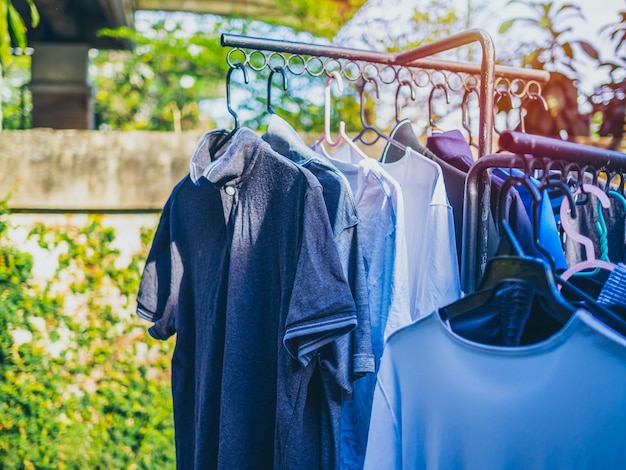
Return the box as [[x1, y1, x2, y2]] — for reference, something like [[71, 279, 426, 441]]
[[365, 309, 626, 469], [321, 144, 412, 339], [379, 147, 461, 319]]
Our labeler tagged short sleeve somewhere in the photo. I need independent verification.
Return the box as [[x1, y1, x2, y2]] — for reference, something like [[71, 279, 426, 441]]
[[283, 186, 358, 366], [136, 193, 180, 340]]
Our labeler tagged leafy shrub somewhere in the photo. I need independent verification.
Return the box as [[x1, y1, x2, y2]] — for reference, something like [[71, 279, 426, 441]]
[[0, 201, 175, 469]]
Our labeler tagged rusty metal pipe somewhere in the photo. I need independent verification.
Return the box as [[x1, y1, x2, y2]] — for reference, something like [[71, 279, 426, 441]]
[[396, 29, 496, 157]]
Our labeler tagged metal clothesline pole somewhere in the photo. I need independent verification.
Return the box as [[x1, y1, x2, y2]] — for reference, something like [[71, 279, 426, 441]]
[[499, 131, 626, 170], [406, 58, 549, 83], [395, 29, 496, 157], [221, 34, 398, 64]]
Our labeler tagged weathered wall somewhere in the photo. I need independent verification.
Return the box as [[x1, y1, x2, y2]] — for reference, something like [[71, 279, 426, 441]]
[[0, 129, 204, 211]]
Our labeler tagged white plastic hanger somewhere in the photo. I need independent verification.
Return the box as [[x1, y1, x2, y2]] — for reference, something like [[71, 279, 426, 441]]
[[560, 183, 616, 281], [314, 71, 369, 159]]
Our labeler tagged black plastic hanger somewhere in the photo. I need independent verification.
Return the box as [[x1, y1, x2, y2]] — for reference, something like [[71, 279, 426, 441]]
[[442, 172, 576, 325], [210, 62, 249, 157], [493, 88, 516, 135], [267, 66, 288, 115]]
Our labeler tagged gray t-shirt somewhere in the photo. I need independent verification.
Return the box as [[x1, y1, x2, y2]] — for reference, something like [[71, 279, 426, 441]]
[[263, 115, 375, 470], [137, 128, 358, 469]]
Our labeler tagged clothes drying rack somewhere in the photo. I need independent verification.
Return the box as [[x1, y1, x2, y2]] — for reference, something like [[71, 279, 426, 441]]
[[221, 29, 624, 297], [221, 29, 550, 157]]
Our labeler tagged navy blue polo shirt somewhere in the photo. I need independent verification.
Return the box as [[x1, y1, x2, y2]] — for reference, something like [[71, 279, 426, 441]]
[[136, 128, 358, 469]]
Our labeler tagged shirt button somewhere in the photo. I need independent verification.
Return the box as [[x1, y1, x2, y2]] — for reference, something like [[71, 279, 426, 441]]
[[224, 185, 236, 196]]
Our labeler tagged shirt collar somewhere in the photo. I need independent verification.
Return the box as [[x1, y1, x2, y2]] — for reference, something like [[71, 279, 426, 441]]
[[263, 114, 325, 166], [189, 127, 262, 186]]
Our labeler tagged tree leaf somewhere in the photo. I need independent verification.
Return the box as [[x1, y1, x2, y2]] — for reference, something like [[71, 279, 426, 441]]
[[557, 3, 583, 16], [577, 40, 600, 60], [499, 19, 516, 34], [563, 42, 573, 59], [26, 0, 38, 28], [7, 3, 26, 50], [0, 0, 11, 66]]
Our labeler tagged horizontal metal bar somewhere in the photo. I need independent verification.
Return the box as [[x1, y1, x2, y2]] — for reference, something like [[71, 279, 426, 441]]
[[396, 29, 496, 157], [407, 58, 550, 83], [499, 131, 626, 170], [394, 29, 494, 64], [221, 34, 398, 65], [222, 32, 548, 83]]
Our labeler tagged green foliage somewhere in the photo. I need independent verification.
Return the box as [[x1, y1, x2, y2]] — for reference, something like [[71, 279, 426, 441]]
[[499, 1, 624, 145], [273, 0, 367, 39], [92, 17, 229, 131], [500, 0, 600, 76], [1, 53, 30, 129], [0, 203, 175, 468], [0, 0, 38, 66]]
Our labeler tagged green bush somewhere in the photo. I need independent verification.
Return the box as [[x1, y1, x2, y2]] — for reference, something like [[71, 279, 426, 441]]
[[0, 201, 175, 469]]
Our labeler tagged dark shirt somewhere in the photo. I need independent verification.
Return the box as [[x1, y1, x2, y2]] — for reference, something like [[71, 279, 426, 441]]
[[137, 128, 358, 469], [262, 115, 374, 470]]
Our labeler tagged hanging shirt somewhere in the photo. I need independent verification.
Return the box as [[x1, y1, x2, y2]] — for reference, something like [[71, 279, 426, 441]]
[[425, 128, 567, 271], [598, 262, 626, 308], [364, 309, 626, 470], [262, 115, 375, 470], [378, 146, 461, 319], [316, 143, 412, 469], [381, 119, 474, 267], [136, 127, 358, 470], [492, 167, 567, 271]]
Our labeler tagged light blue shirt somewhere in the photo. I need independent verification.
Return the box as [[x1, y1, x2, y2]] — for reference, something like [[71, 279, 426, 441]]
[[317, 143, 412, 469], [365, 309, 626, 469]]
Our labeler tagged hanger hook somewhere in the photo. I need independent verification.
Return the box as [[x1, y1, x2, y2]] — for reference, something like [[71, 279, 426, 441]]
[[498, 172, 542, 231], [519, 91, 549, 133], [356, 77, 381, 145], [323, 71, 344, 147], [560, 183, 611, 263], [395, 79, 416, 123], [535, 176, 577, 270], [226, 62, 249, 128], [267, 66, 288, 115], [461, 85, 479, 148], [493, 89, 516, 135], [427, 83, 450, 130]]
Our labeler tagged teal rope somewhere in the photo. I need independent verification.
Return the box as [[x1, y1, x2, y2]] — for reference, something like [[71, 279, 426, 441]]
[[596, 198, 610, 262], [572, 197, 609, 278]]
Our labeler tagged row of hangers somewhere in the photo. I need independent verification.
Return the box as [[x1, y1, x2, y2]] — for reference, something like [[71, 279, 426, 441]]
[[212, 61, 496, 158], [444, 164, 626, 339], [213, 61, 625, 339]]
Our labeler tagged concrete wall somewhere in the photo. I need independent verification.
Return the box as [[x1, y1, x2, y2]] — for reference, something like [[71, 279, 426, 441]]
[[0, 129, 204, 211]]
